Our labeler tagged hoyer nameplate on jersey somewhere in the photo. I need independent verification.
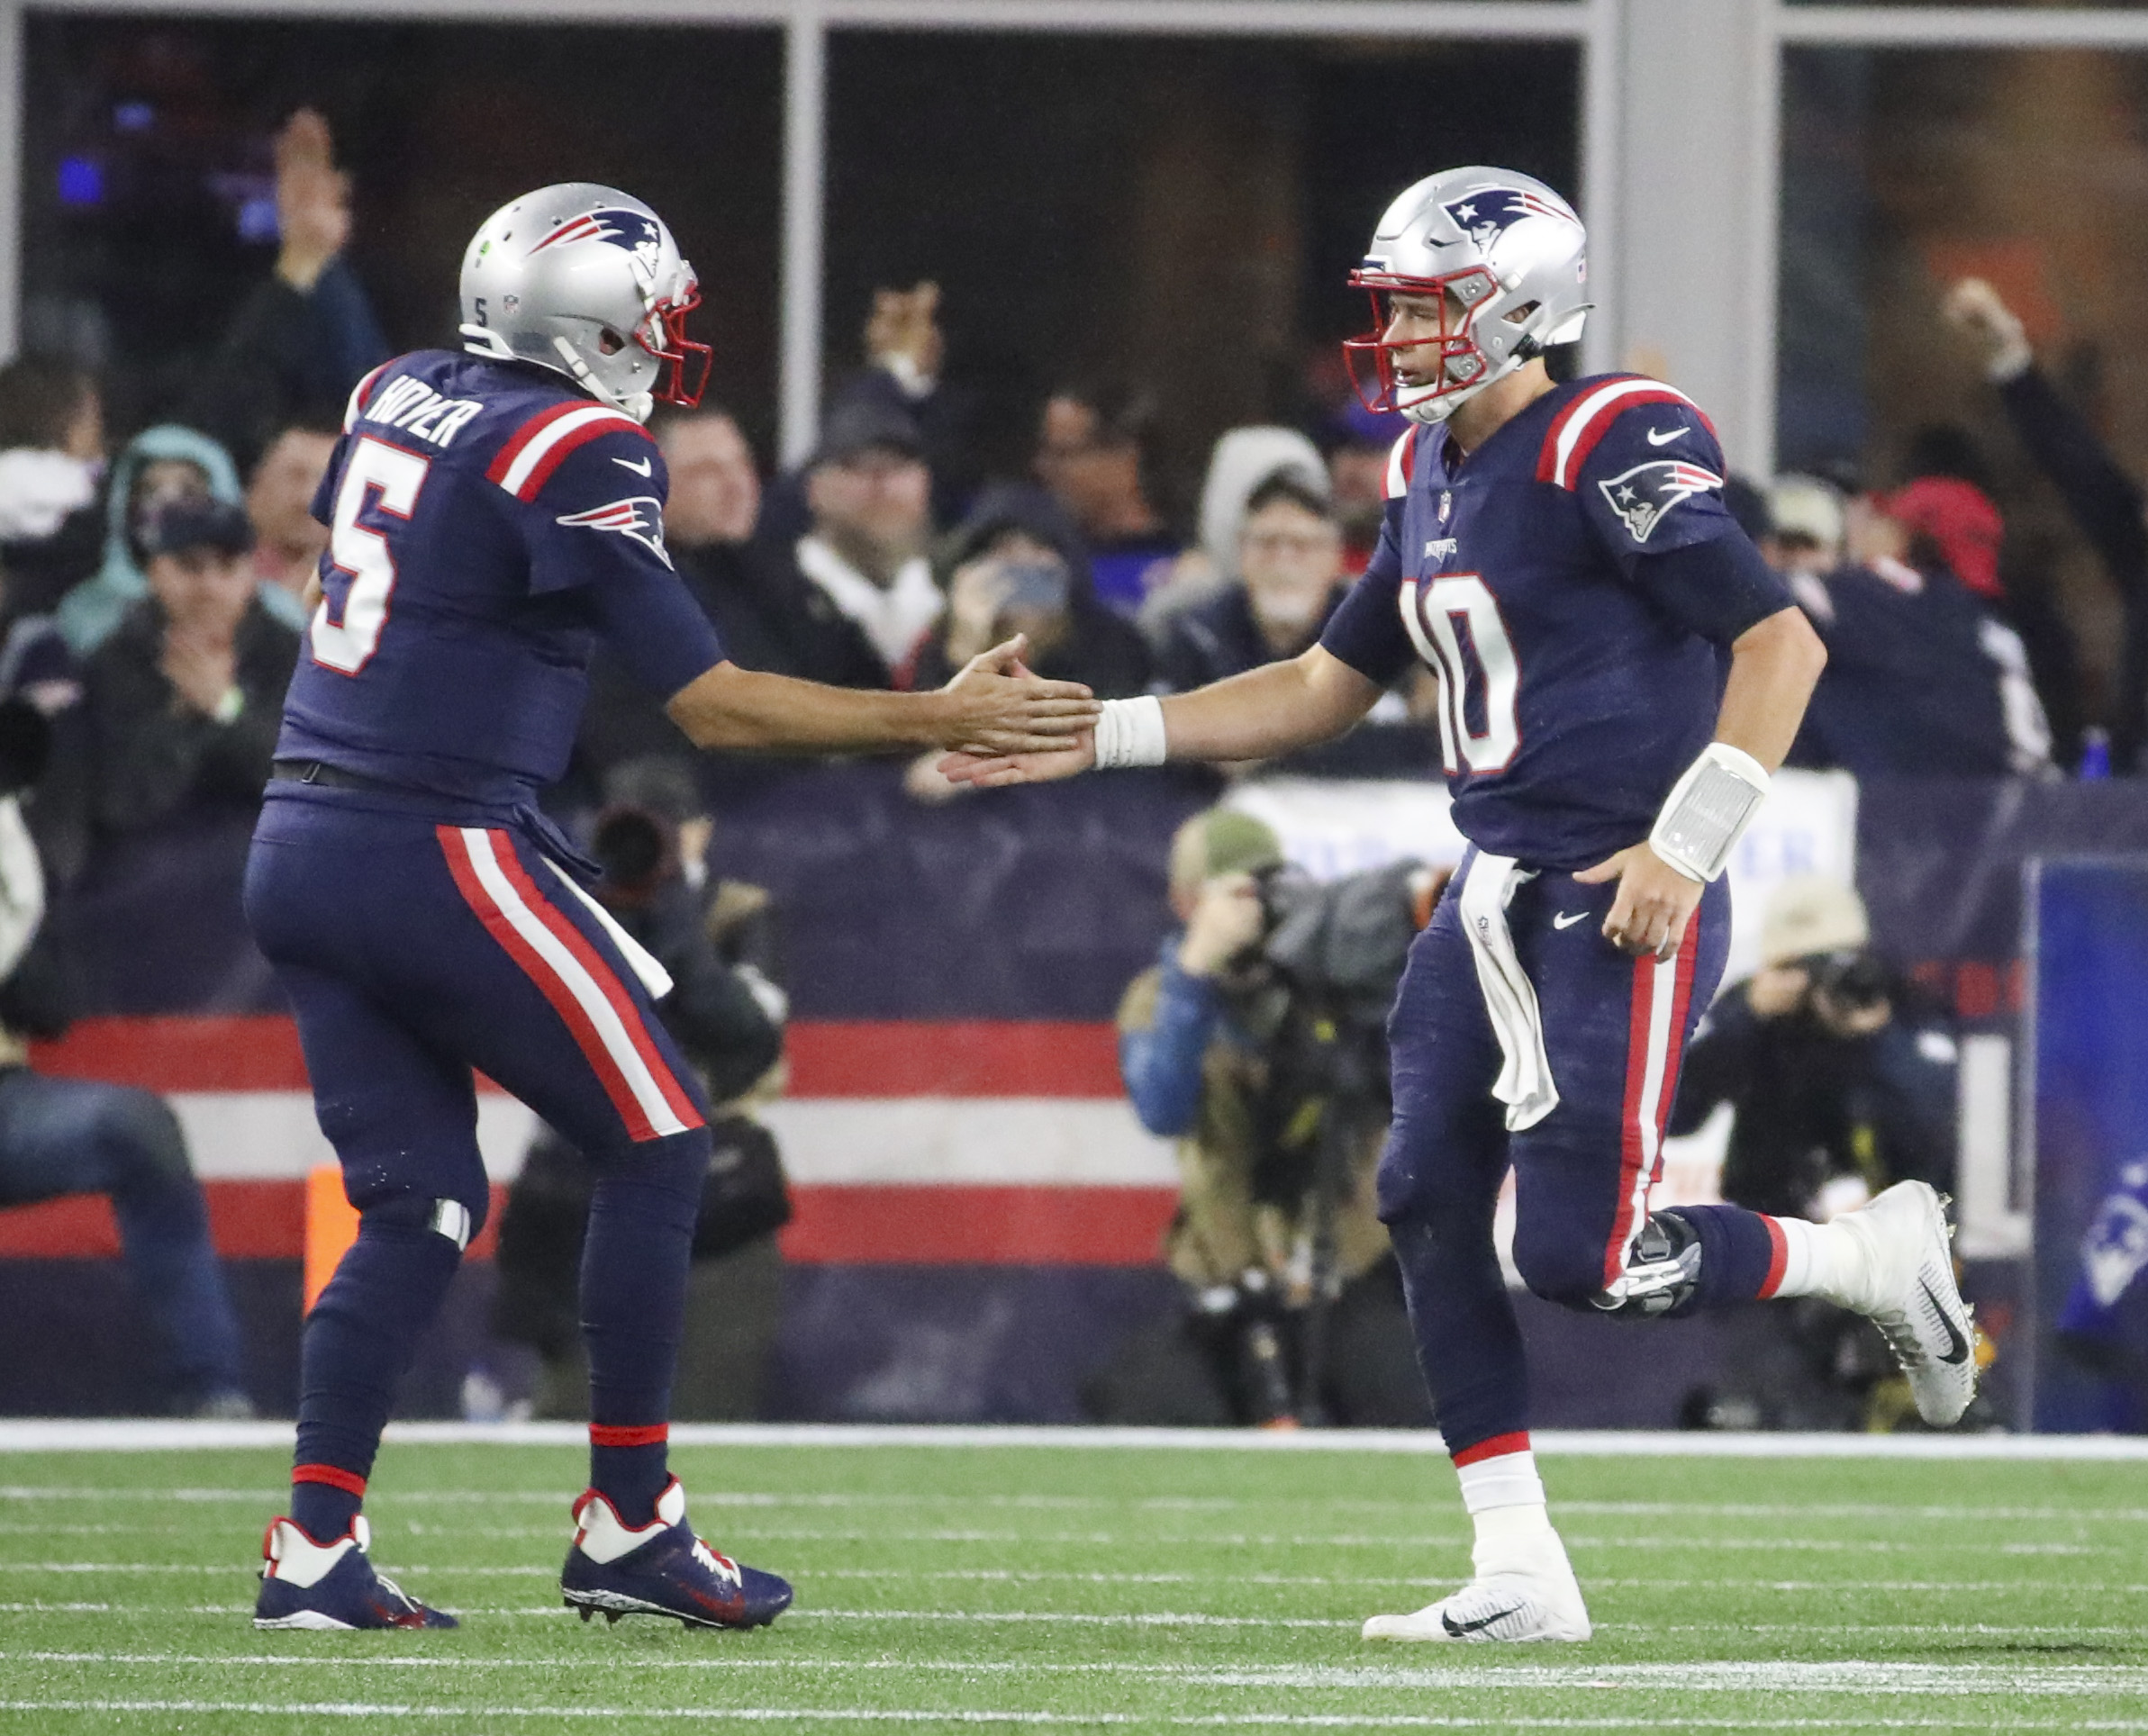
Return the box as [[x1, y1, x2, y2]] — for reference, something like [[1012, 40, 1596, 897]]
[[360, 376, 485, 448]]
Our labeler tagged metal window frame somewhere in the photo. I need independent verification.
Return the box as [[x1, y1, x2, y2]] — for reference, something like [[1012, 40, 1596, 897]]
[[3, 3, 2147, 464]]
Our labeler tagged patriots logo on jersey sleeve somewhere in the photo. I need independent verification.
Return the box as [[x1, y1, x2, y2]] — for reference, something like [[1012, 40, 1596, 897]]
[[1443, 188, 1572, 249], [1596, 459, 1723, 544], [556, 496, 672, 568], [530, 209, 665, 274]]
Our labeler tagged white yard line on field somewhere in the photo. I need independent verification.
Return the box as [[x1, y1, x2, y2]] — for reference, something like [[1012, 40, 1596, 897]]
[[3, 1531, 2112, 1560], [8, 1487, 2148, 1525], [0, 1699, 2145, 1732], [5, 1422, 2148, 1460]]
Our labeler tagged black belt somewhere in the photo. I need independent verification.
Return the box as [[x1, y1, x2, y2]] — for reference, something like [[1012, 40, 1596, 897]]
[[271, 758, 403, 794]]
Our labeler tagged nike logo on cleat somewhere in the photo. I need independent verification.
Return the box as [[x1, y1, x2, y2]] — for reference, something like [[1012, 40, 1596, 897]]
[[1442, 1605, 1524, 1636], [1921, 1279, 1971, 1365], [1646, 426, 1689, 446], [1553, 911, 1589, 930], [613, 456, 654, 476]]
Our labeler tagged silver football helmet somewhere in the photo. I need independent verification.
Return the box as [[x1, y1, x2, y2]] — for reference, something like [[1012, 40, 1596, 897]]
[[458, 183, 711, 423], [1343, 167, 1591, 425]]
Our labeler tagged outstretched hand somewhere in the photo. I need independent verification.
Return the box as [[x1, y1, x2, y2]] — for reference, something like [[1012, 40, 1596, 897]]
[[1574, 842, 1703, 960], [938, 736, 1096, 790], [936, 634, 1100, 757]]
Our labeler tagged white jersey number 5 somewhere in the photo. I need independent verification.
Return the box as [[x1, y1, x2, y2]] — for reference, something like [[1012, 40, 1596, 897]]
[[1401, 573, 1521, 775], [313, 436, 431, 674]]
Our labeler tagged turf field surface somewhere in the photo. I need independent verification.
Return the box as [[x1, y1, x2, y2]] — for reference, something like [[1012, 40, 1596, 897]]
[[1, 1424, 2145, 1733]]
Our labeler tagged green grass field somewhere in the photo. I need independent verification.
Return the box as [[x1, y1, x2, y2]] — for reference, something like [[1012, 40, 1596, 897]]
[[2, 1430, 2145, 1732]]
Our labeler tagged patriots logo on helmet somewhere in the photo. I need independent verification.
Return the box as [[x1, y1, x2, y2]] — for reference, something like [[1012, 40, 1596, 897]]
[[531, 208, 666, 274], [1597, 459, 1723, 544], [556, 495, 672, 567], [1443, 188, 1572, 249]]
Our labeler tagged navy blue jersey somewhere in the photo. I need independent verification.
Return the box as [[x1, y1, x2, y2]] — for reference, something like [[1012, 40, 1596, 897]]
[[1321, 374, 1791, 870], [276, 350, 723, 809], [1788, 557, 2051, 777]]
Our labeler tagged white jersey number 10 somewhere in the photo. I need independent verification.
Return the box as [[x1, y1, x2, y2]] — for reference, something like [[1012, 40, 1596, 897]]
[[1401, 573, 1522, 776]]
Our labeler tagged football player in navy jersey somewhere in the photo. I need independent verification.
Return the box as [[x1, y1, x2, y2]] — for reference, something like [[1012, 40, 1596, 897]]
[[245, 184, 1097, 1632], [947, 167, 1978, 1642]]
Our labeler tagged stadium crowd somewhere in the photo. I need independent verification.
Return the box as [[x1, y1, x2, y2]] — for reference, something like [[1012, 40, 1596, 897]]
[[0, 112, 2134, 1424]]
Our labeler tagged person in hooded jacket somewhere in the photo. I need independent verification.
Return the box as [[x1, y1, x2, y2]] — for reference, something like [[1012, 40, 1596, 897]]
[[1137, 426, 1331, 645], [54, 423, 308, 656]]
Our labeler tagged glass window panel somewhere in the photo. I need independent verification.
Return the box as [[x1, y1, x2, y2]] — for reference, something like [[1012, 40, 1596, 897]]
[[23, 16, 782, 450], [1778, 44, 2148, 718], [824, 32, 1578, 514]]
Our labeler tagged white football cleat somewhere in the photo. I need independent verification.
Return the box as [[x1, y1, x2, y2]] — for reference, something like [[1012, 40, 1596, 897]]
[[1363, 1532, 1591, 1643], [1827, 1180, 1977, 1427]]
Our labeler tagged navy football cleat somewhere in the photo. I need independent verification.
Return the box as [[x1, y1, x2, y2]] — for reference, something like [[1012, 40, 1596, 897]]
[[254, 1516, 458, 1630], [561, 1478, 793, 1630]]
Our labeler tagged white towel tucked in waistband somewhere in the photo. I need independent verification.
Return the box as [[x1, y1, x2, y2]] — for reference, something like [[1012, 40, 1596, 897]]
[[1457, 851, 1559, 1132], [544, 859, 676, 1000]]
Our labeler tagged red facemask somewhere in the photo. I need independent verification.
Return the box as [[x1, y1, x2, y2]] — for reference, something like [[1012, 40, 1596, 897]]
[[1340, 265, 1500, 418], [639, 281, 713, 409]]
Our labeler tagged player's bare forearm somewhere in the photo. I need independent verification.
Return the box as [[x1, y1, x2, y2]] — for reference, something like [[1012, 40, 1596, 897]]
[[666, 637, 1099, 756], [1156, 646, 1385, 763], [1713, 605, 1827, 771], [1578, 608, 1826, 958], [938, 646, 1382, 789]]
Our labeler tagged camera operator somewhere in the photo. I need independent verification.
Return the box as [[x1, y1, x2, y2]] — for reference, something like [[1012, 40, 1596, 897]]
[[1668, 875, 1961, 1429], [491, 759, 790, 1421], [1097, 808, 1429, 1429]]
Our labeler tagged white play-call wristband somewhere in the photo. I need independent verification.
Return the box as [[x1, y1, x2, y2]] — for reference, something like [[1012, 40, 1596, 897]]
[[1648, 741, 1771, 882], [1092, 695, 1168, 769]]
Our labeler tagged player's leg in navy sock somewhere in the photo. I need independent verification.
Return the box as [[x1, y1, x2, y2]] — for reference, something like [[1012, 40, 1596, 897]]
[[292, 1192, 478, 1538], [1375, 894, 1524, 1451], [580, 1131, 709, 1525], [264, 955, 492, 1539]]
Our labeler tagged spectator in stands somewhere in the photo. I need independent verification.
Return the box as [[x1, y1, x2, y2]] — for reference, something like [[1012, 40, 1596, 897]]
[[1785, 486, 2054, 779], [1155, 474, 1348, 695], [1322, 403, 1405, 576], [911, 484, 1150, 700], [53, 422, 308, 655], [1034, 381, 1182, 613], [1944, 278, 2137, 767], [184, 110, 390, 476], [43, 499, 298, 881], [494, 758, 789, 1420], [570, 406, 886, 800], [1138, 426, 1329, 641], [1092, 808, 1427, 1429], [244, 423, 337, 609], [0, 356, 105, 622], [0, 695, 249, 1415], [1669, 877, 1961, 1432], [903, 484, 1148, 801], [1762, 475, 1846, 586], [793, 400, 941, 688]]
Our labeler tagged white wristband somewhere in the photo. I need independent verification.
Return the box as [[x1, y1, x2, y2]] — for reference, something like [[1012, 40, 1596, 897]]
[[1092, 695, 1168, 770], [1648, 741, 1770, 882]]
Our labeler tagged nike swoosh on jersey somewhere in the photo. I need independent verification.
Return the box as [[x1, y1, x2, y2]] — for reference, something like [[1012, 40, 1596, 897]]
[[1921, 1279, 1971, 1365], [1553, 911, 1589, 930], [1442, 1604, 1524, 1637], [613, 456, 654, 476], [1646, 426, 1690, 447]]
